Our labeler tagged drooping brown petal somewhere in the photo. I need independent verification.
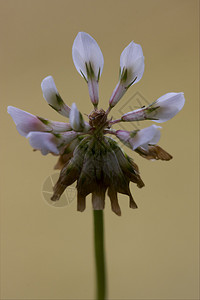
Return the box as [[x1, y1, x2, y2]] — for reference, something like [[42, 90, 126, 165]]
[[51, 160, 80, 201], [77, 141, 97, 198], [54, 139, 81, 169], [130, 160, 139, 173], [116, 180, 138, 210], [129, 194, 138, 209], [51, 138, 90, 201], [107, 187, 121, 216], [136, 145, 173, 161], [54, 152, 73, 170], [107, 137, 145, 188], [102, 146, 128, 192], [92, 184, 106, 210], [123, 165, 145, 188], [77, 192, 86, 212]]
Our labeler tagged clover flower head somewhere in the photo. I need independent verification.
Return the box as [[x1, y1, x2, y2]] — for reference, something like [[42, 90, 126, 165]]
[[8, 32, 185, 215]]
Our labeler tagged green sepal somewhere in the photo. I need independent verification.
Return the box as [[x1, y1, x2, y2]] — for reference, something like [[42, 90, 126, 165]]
[[85, 61, 95, 80], [125, 76, 137, 89], [130, 130, 139, 138], [52, 133, 61, 139], [37, 116, 50, 125], [120, 67, 128, 82], [56, 94, 65, 106], [80, 70, 88, 83]]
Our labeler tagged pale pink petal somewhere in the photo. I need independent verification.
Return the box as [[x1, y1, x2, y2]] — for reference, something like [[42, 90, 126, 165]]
[[7, 106, 50, 137], [116, 130, 130, 144], [87, 78, 99, 107], [27, 132, 60, 155], [27, 131, 78, 155], [121, 108, 146, 122], [109, 82, 126, 108]]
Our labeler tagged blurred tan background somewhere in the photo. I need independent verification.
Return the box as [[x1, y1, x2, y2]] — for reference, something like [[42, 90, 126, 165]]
[[0, 0, 199, 299]]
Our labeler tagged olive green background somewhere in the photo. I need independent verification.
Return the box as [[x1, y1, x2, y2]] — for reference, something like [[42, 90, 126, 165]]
[[0, 0, 199, 299]]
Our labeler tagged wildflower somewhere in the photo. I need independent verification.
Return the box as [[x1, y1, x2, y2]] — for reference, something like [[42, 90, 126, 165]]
[[8, 32, 185, 215]]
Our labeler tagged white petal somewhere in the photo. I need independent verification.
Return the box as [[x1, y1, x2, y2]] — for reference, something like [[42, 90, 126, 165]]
[[148, 92, 185, 123], [120, 41, 144, 86], [108, 41, 144, 108], [7, 106, 49, 137], [27, 131, 78, 155], [130, 125, 161, 150], [27, 132, 60, 155], [47, 121, 72, 132], [41, 76, 71, 117], [69, 103, 85, 131], [37, 118, 72, 132], [72, 32, 104, 80], [148, 125, 162, 144]]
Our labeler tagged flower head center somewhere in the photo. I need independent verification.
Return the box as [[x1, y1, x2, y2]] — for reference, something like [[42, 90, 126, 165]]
[[88, 109, 108, 132]]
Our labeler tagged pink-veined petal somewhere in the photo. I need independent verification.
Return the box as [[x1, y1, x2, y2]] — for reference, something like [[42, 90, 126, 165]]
[[87, 78, 99, 107], [109, 82, 127, 108], [121, 108, 146, 122]]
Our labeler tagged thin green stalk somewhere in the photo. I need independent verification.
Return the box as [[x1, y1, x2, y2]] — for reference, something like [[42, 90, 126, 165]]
[[93, 210, 107, 300]]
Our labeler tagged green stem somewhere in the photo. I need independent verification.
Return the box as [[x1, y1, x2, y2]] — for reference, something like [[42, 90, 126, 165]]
[[93, 210, 107, 300]]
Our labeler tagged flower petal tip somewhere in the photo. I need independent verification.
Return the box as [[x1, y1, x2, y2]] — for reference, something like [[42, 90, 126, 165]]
[[72, 32, 104, 81]]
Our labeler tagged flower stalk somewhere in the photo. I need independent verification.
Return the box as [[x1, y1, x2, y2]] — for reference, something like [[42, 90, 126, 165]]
[[93, 210, 107, 300]]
